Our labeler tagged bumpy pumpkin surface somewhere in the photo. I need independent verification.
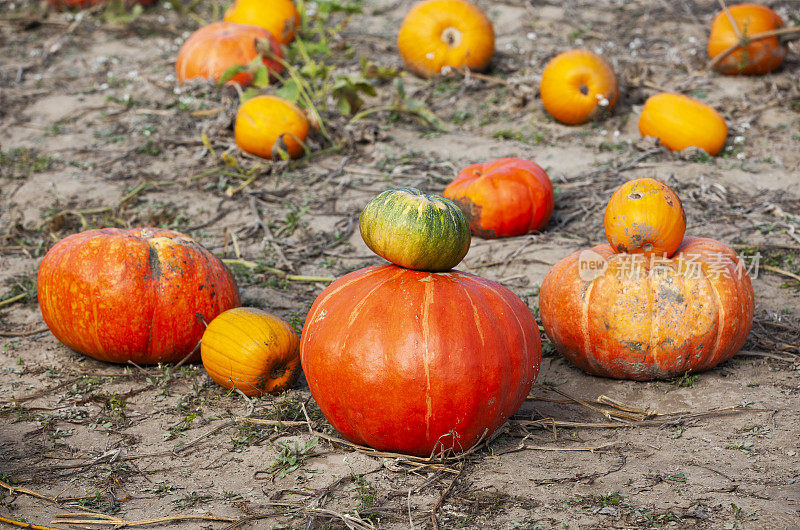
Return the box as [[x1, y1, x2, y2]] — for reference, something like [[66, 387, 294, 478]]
[[638, 93, 728, 156], [604, 178, 686, 257], [708, 3, 786, 75], [444, 158, 553, 238], [540, 49, 618, 125], [224, 0, 300, 45], [300, 264, 541, 456], [235, 95, 309, 159], [397, 0, 494, 78], [359, 188, 471, 272], [539, 237, 754, 380], [201, 308, 300, 396], [175, 22, 283, 86], [37, 228, 240, 365]]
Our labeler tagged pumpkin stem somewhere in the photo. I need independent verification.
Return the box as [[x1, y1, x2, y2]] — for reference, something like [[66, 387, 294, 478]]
[[441, 27, 462, 48], [579, 84, 589, 96]]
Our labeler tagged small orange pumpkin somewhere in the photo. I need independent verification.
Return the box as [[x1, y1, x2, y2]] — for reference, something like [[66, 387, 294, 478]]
[[201, 307, 300, 396], [397, 0, 494, 78], [604, 178, 686, 258], [638, 93, 728, 156], [443, 158, 553, 238], [540, 49, 618, 125], [175, 22, 283, 86], [708, 3, 786, 75], [235, 95, 310, 159], [224, 0, 300, 45]]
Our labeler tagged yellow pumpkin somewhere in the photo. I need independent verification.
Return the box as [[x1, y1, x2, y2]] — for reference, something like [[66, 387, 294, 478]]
[[638, 93, 728, 156], [224, 0, 300, 45], [540, 49, 618, 125], [235, 95, 310, 159], [604, 178, 686, 258], [201, 307, 300, 396], [708, 3, 786, 75], [397, 0, 494, 78]]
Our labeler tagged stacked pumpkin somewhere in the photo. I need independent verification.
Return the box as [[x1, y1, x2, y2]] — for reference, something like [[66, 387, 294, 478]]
[[175, 0, 310, 160], [539, 178, 754, 380], [300, 188, 542, 456]]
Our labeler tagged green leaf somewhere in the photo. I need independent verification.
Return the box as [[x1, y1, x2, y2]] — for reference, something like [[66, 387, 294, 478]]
[[275, 79, 301, 104], [218, 65, 246, 86], [251, 66, 270, 88]]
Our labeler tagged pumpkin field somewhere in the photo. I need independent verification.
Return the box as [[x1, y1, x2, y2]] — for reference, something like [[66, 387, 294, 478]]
[[2, 0, 800, 527]]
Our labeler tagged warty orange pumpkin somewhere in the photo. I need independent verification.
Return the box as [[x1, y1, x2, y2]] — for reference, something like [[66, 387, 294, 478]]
[[604, 178, 686, 258], [540, 49, 618, 125], [443, 158, 553, 238], [235, 95, 310, 159], [37, 228, 240, 365], [397, 0, 494, 78], [224, 0, 301, 45], [300, 264, 541, 456], [175, 22, 283, 86], [539, 236, 754, 380], [708, 3, 786, 75], [201, 308, 300, 396], [638, 93, 728, 156]]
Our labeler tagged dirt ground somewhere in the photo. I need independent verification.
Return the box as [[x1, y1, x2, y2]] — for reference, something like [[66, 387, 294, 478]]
[[1, 0, 800, 528]]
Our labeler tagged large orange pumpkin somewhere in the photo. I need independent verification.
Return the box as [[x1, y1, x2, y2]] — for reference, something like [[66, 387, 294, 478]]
[[175, 22, 283, 86], [604, 178, 686, 258], [638, 93, 728, 156], [235, 95, 310, 159], [708, 3, 786, 75], [397, 0, 495, 78], [300, 264, 541, 457], [37, 228, 240, 365], [224, 0, 300, 45], [443, 158, 554, 238], [201, 308, 300, 396], [540, 49, 618, 125], [539, 237, 754, 380]]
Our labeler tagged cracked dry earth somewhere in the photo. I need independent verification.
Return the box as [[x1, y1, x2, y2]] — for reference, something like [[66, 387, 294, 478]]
[[1, 0, 800, 528]]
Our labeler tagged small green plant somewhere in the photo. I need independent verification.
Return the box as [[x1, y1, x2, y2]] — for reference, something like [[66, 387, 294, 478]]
[[268, 437, 318, 478], [669, 372, 699, 388], [351, 472, 377, 511]]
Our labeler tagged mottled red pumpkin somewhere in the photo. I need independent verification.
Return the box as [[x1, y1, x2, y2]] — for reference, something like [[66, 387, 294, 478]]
[[539, 237, 754, 380], [443, 158, 554, 238], [37, 228, 240, 365], [300, 264, 541, 457]]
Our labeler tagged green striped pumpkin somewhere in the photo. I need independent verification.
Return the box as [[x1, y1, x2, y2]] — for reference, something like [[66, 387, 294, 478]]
[[359, 188, 471, 272]]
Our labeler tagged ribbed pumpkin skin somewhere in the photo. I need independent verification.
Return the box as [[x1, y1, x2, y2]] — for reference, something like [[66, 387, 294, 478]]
[[201, 308, 300, 396], [540, 49, 618, 125], [397, 0, 494, 78], [638, 93, 728, 156], [604, 178, 686, 257], [708, 3, 785, 75], [224, 0, 300, 45], [444, 158, 554, 238], [300, 264, 541, 456], [359, 188, 471, 272], [37, 228, 240, 365], [175, 22, 283, 86], [539, 237, 754, 380]]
